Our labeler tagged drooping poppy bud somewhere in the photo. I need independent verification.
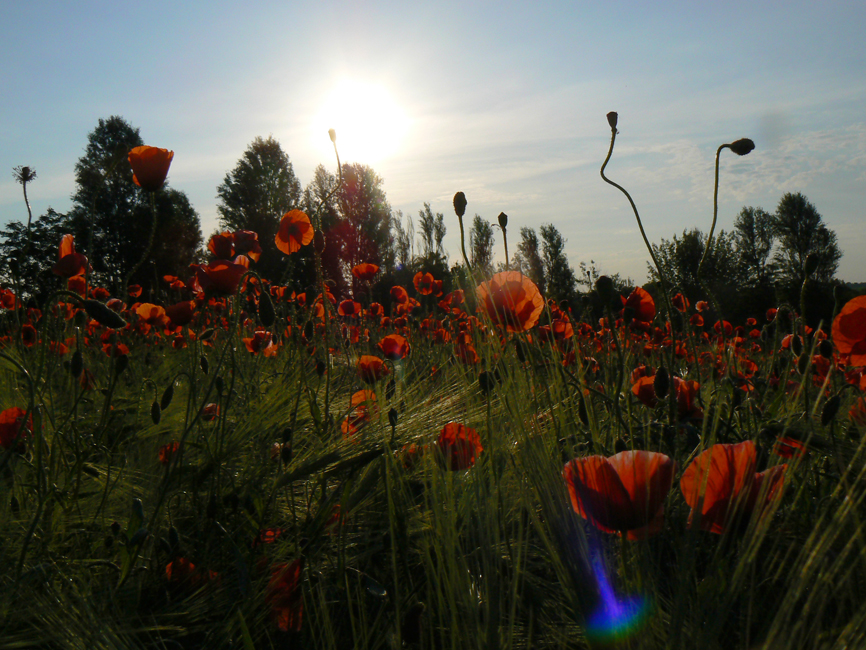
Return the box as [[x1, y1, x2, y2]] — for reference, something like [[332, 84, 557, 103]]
[[728, 138, 755, 156], [654, 366, 670, 399], [83, 299, 127, 330], [161, 382, 174, 410], [151, 401, 161, 425]]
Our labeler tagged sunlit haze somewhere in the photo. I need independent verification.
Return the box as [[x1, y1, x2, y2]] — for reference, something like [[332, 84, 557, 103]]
[[1, 1, 864, 282]]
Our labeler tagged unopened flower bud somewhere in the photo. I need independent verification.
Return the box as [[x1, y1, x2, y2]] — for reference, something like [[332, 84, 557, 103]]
[[453, 192, 467, 218], [821, 394, 841, 426], [328, 128, 337, 143], [728, 138, 755, 156], [83, 299, 127, 330], [595, 276, 615, 303], [606, 112, 618, 130], [654, 366, 670, 399], [497, 212, 508, 229], [804, 253, 819, 277]]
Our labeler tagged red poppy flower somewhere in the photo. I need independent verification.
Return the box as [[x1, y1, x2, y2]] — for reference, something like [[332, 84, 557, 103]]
[[390, 285, 409, 303], [476, 272, 544, 333], [832, 296, 866, 365], [357, 355, 390, 384], [352, 263, 379, 282], [338, 299, 363, 317], [21, 324, 37, 347], [680, 440, 787, 534], [128, 146, 174, 191], [696, 301, 709, 312], [128, 284, 142, 298], [1, 288, 16, 310], [850, 398, 866, 426], [232, 230, 262, 262], [243, 329, 278, 356], [275, 210, 314, 254], [435, 422, 483, 470], [52, 234, 88, 278], [631, 376, 657, 408], [165, 301, 195, 327], [621, 287, 656, 323], [0, 407, 32, 451], [202, 403, 220, 422], [413, 272, 435, 296], [563, 450, 676, 539], [135, 303, 168, 327], [208, 232, 235, 259], [267, 559, 304, 632], [192, 260, 248, 296], [378, 334, 410, 360]]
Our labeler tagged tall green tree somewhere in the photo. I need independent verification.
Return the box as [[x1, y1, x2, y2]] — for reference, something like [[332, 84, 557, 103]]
[[540, 224, 578, 307], [513, 226, 546, 296], [772, 192, 841, 286], [417, 202, 446, 260], [733, 206, 775, 288], [217, 136, 302, 282], [67, 116, 202, 295], [469, 215, 495, 276]]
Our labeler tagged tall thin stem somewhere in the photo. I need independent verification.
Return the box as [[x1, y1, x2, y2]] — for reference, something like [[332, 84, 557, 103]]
[[698, 144, 727, 284]]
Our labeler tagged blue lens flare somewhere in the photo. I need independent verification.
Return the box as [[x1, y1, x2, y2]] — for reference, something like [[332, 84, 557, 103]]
[[585, 554, 649, 643]]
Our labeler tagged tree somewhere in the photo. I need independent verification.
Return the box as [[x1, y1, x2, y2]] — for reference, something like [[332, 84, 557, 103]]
[[772, 193, 841, 286], [513, 227, 546, 296], [540, 224, 578, 307], [302, 163, 394, 296], [732, 206, 775, 288], [469, 215, 495, 276], [392, 211, 412, 269], [217, 136, 302, 282], [67, 116, 202, 295], [0, 208, 68, 304], [417, 203, 446, 259]]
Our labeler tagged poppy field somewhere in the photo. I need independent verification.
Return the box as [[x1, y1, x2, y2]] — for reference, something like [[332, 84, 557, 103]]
[[3, 122, 866, 649]]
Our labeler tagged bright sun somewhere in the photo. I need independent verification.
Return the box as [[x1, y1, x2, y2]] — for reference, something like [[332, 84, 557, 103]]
[[313, 79, 410, 165]]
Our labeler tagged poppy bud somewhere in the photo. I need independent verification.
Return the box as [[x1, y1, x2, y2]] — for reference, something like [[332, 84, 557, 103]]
[[132, 498, 144, 521], [732, 387, 744, 409], [258, 292, 275, 328], [200, 355, 209, 375], [821, 394, 841, 426], [215, 376, 224, 396], [595, 276, 615, 303], [129, 527, 149, 548], [314, 230, 325, 254], [654, 366, 670, 399], [479, 370, 495, 394], [728, 138, 755, 156], [83, 299, 127, 330], [622, 306, 635, 325], [111, 521, 121, 536], [818, 339, 834, 360], [70, 349, 83, 378], [200, 328, 215, 341], [328, 128, 337, 143], [223, 492, 239, 511], [797, 354, 809, 375], [161, 382, 174, 410], [453, 192, 467, 218], [607, 112, 618, 129], [804, 253, 819, 277], [151, 401, 161, 425], [316, 359, 327, 377], [497, 212, 508, 229], [614, 438, 628, 454], [577, 395, 589, 426], [280, 442, 293, 464], [388, 407, 398, 429], [791, 336, 803, 357], [10, 495, 20, 515], [74, 309, 88, 328]]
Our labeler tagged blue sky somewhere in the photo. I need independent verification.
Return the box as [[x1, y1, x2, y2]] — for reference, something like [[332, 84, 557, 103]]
[[2, 0, 864, 283]]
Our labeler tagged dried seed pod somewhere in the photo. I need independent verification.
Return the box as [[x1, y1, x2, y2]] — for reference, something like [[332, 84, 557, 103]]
[[606, 112, 618, 130], [497, 212, 508, 229]]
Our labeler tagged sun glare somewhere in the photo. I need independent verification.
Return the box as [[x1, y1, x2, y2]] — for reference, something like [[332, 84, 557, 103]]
[[313, 79, 410, 165]]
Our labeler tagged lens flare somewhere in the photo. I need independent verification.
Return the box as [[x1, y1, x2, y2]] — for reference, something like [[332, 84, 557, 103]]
[[585, 554, 649, 643]]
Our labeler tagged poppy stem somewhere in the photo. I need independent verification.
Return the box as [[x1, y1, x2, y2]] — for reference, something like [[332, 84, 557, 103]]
[[123, 191, 158, 297]]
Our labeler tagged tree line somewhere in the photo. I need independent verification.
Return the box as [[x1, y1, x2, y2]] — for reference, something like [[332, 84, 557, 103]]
[[2, 115, 851, 327]]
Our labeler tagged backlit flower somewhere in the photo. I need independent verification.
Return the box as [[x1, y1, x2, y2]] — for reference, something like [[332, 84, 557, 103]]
[[378, 334, 410, 360], [352, 263, 379, 283], [832, 296, 866, 365], [128, 146, 174, 191], [413, 272, 435, 296], [476, 271, 544, 333], [680, 440, 786, 534], [563, 450, 676, 539], [435, 422, 483, 470], [0, 407, 32, 451], [275, 210, 314, 254], [357, 355, 390, 384]]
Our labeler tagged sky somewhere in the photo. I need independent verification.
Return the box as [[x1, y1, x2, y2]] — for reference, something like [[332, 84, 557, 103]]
[[2, 0, 864, 284]]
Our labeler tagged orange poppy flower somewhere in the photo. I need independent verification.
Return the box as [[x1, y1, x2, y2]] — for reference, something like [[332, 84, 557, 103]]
[[378, 333, 410, 360], [390, 285, 409, 303], [680, 440, 786, 534], [243, 329, 278, 356], [0, 406, 32, 451], [435, 422, 483, 471], [232, 230, 262, 262], [128, 284, 142, 298], [563, 450, 676, 539], [413, 272, 435, 295], [208, 232, 235, 259], [338, 300, 363, 317], [352, 263, 379, 282], [128, 146, 174, 191], [672, 293, 690, 313], [52, 234, 88, 278], [357, 355, 390, 384], [275, 210, 314, 254], [135, 303, 168, 327], [476, 271, 544, 333], [832, 296, 866, 365]]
